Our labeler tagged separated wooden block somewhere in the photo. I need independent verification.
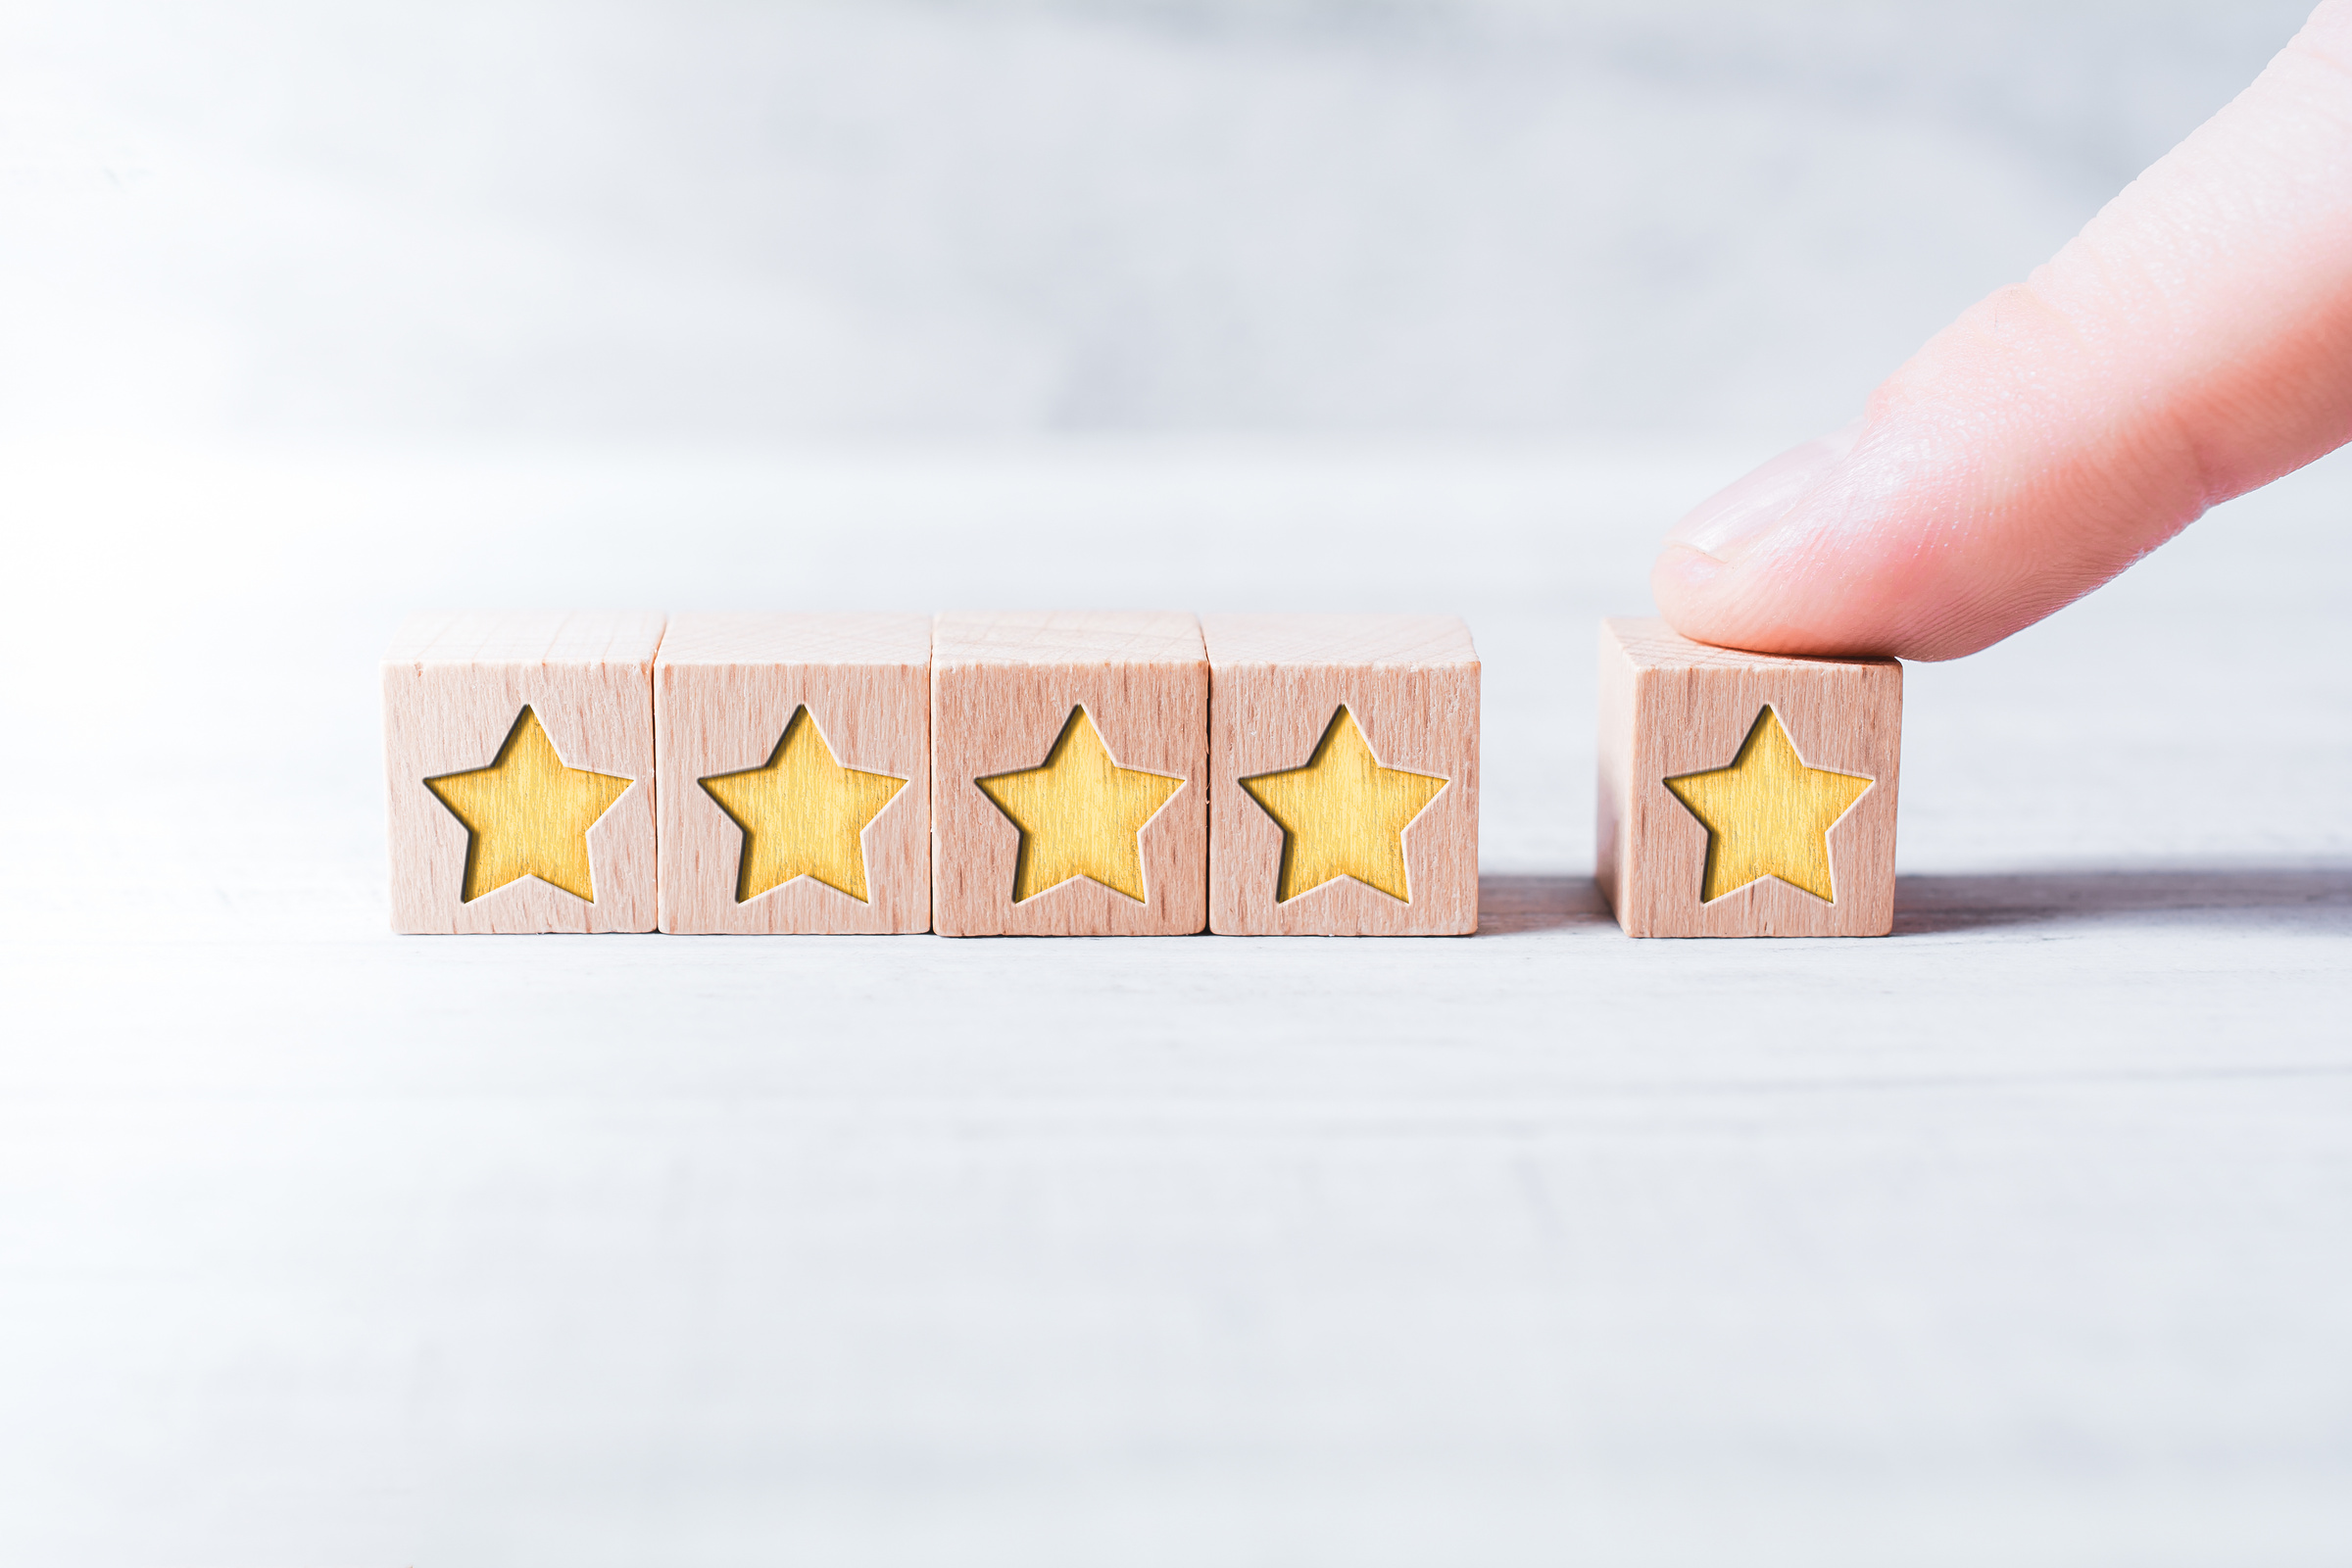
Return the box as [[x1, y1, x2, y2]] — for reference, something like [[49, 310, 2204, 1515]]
[[655, 612, 930, 934], [383, 611, 663, 934], [1202, 613, 1479, 936], [1597, 616, 1900, 938], [932, 612, 1207, 937]]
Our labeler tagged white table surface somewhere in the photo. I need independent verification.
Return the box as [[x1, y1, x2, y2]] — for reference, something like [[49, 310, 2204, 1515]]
[[4, 437, 2348, 1566]]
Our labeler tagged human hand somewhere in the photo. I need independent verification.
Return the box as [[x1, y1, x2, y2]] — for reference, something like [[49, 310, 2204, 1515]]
[[1653, 0, 2352, 662]]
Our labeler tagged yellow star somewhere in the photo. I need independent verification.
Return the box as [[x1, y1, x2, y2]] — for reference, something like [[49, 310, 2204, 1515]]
[[424, 706, 634, 904], [977, 706, 1184, 904], [699, 706, 907, 905], [1240, 706, 1448, 904], [1664, 706, 1873, 904]]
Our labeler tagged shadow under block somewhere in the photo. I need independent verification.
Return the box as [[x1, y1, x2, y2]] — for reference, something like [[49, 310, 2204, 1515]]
[[931, 612, 1208, 937], [383, 611, 663, 934], [1202, 613, 1480, 936], [655, 612, 931, 934], [1597, 616, 1901, 938]]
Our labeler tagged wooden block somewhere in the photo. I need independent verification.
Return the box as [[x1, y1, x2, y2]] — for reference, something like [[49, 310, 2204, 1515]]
[[1597, 616, 1901, 938], [931, 612, 1208, 937], [1202, 613, 1479, 936], [383, 611, 663, 934], [654, 612, 930, 935]]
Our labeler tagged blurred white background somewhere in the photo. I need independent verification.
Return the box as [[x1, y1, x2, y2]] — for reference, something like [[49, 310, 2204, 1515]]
[[5, 0, 2340, 811], [6, 4, 2352, 1566], [0, 0, 2323, 441]]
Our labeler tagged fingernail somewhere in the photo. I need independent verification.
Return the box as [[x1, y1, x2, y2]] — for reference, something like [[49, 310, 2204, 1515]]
[[1666, 417, 1865, 561]]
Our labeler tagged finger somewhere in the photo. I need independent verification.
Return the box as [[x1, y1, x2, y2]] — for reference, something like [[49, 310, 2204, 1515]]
[[1652, 0, 2352, 662]]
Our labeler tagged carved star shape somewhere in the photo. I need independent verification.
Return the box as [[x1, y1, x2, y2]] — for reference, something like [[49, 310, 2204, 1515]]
[[699, 706, 907, 904], [977, 706, 1184, 904], [424, 706, 634, 904], [1664, 706, 1873, 904], [1241, 706, 1448, 904]]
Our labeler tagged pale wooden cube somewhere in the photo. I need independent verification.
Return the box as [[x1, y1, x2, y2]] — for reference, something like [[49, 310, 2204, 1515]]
[[1203, 613, 1479, 936], [1597, 616, 1901, 938], [655, 612, 931, 935], [383, 611, 662, 934], [931, 612, 1207, 937]]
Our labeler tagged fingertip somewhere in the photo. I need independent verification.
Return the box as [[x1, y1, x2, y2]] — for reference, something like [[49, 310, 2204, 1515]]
[[1653, 510, 1934, 661], [1650, 541, 1811, 658], [1649, 540, 1724, 612], [1641, 0, 2352, 664]]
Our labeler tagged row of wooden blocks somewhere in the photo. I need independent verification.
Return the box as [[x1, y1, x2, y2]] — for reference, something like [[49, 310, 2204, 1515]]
[[384, 611, 1903, 938], [384, 611, 1483, 936]]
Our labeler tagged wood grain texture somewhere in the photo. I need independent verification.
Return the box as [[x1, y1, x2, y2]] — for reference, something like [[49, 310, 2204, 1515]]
[[382, 611, 662, 934], [932, 612, 1207, 936], [655, 612, 930, 935], [1597, 616, 1900, 938], [30, 445, 2352, 1566], [1203, 613, 1479, 936]]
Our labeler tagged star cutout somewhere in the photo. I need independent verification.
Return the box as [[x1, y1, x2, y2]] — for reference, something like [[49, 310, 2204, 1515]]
[[424, 706, 634, 904], [699, 706, 907, 905], [1664, 706, 1873, 904], [977, 706, 1184, 904], [1240, 706, 1448, 904]]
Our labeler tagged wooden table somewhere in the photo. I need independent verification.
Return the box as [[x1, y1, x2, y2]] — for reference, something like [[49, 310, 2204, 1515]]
[[4, 438, 2347, 1565]]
